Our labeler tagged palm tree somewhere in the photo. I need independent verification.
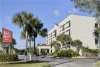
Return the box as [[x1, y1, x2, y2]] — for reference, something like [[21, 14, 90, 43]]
[[0, 32, 2, 44], [57, 34, 72, 49], [51, 41, 61, 52], [12, 38, 16, 45], [0, 32, 2, 53], [21, 30, 33, 60], [71, 40, 82, 54], [12, 11, 34, 61], [31, 21, 48, 61]]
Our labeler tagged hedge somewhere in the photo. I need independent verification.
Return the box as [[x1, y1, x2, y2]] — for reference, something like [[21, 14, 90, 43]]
[[0, 54, 18, 62], [52, 49, 79, 57], [83, 47, 99, 57]]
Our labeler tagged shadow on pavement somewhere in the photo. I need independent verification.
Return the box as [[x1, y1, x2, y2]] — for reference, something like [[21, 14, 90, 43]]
[[9, 60, 50, 64]]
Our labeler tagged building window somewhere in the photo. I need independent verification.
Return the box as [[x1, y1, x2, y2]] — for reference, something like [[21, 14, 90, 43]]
[[62, 24, 65, 31], [66, 21, 70, 28], [69, 23, 70, 27], [51, 33, 52, 37], [54, 30, 57, 37], [66, 29, 70, 35], [66, 20, 70, 24], [95, 39, 98, 44], [95, 23, 98, 28], [69, 30, 70, 35]]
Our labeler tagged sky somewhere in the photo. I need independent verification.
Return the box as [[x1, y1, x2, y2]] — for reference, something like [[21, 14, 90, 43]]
[[0, 0, 92, 49]]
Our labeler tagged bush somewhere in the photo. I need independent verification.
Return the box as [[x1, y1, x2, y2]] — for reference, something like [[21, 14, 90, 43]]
[[41, 49, 47, 55], [55, 49, 79, 57], [83, 47, 99, 57], [0, 54, 18, 62]]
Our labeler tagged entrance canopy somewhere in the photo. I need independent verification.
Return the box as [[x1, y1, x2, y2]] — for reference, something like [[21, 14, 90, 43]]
[[37, 44, 54, 55]]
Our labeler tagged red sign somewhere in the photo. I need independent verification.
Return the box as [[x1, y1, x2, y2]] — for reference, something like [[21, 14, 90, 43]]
[[2, 28, 12, 43]]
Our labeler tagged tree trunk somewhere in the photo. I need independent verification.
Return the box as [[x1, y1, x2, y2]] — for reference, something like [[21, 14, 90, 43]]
[[33, 37, 36, 61], [29, 40, 32, 60], [29, 40, 31, 53], [25, 31, 28, 62], [77, 47, 80, 54]]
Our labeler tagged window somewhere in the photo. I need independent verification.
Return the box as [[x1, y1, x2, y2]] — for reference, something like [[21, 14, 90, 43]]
[[54, 30, 57, 37], [62, 24, 65, 31], [66, 29, 70, 35], [69, 23, 70, 27], [51, 33, 52, 37], [62, 32, 65, 34], [69, 30, 70, 35], [66, 21, 70, 28], [66, 20, 70, 24], [95, 39, 98, 44], [95, 23, 98, 28]]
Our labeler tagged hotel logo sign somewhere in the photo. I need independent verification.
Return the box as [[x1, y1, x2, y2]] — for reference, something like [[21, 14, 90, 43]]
[[2, 28, 12, 43]]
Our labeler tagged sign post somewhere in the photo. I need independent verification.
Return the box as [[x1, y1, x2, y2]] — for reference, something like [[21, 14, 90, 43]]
[[2, 28, 12, 54]]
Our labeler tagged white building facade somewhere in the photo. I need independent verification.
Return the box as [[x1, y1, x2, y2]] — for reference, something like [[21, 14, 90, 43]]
[[47, 15, 99, 52], [38, 15, 99, 55]]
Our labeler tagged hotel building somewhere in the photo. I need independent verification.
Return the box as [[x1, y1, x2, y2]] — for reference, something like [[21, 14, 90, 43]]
[[38, 15, 99, 55]]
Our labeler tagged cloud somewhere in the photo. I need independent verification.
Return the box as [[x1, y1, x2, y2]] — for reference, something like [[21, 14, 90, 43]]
[[53, 9, 60, 17], [68, 8, 78, 14]]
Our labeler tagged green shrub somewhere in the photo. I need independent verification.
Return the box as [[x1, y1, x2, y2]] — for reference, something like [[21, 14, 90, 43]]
[[41, 49, 47, 55], [83, 47, 99, 56], [0, 54, 18, 62], [55, 49, 79, 57]]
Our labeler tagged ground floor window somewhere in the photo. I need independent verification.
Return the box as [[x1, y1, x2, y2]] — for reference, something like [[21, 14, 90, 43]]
[[95, 39, 98, 44]]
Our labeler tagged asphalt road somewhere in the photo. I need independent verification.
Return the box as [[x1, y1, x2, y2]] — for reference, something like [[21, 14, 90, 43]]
[[37, 57, 98, 67], [18, 55, 98, 67]]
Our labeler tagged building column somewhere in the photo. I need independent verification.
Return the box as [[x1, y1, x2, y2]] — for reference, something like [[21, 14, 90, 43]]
[[49, 48, 51, 53], [39, 48, 41, 55]]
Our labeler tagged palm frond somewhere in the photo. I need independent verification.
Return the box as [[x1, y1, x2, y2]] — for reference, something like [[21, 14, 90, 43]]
[[12, 38, 16, 45], [20, 31, 26, 39], [12, 13, 23, 28], [40, 28, 48, 37]]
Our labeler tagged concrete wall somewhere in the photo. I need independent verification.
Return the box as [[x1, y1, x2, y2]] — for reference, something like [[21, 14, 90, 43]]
[[71, 15, 96, 49]]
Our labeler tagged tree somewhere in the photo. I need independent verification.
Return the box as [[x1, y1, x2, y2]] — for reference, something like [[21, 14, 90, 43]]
[[12, 38, 16, 45], [12, 11, 34, 61], [57, 34, 72, 49], [0, 32, 2, 53], [71, 40, 82, 54], [11, 38, 16, 54], [12, 11, 48, 61], [51, 41, 61, 52], [0, 32, 2, 44], [71, 0, 100, 21], [31, 21, 48, 61], [20, 30, 33, 60]]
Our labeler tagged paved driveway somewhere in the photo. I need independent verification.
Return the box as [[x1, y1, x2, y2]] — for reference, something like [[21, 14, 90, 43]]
[[18, 55, 98, 67], [37, 57, 98, 67]]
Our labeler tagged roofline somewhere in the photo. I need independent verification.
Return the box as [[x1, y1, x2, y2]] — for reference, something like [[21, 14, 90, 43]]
[[47, 14, 95, 34]]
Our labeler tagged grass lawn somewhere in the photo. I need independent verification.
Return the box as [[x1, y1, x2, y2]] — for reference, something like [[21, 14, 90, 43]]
[[0, 61, 51, 67], [97, 61, 100, 67]]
